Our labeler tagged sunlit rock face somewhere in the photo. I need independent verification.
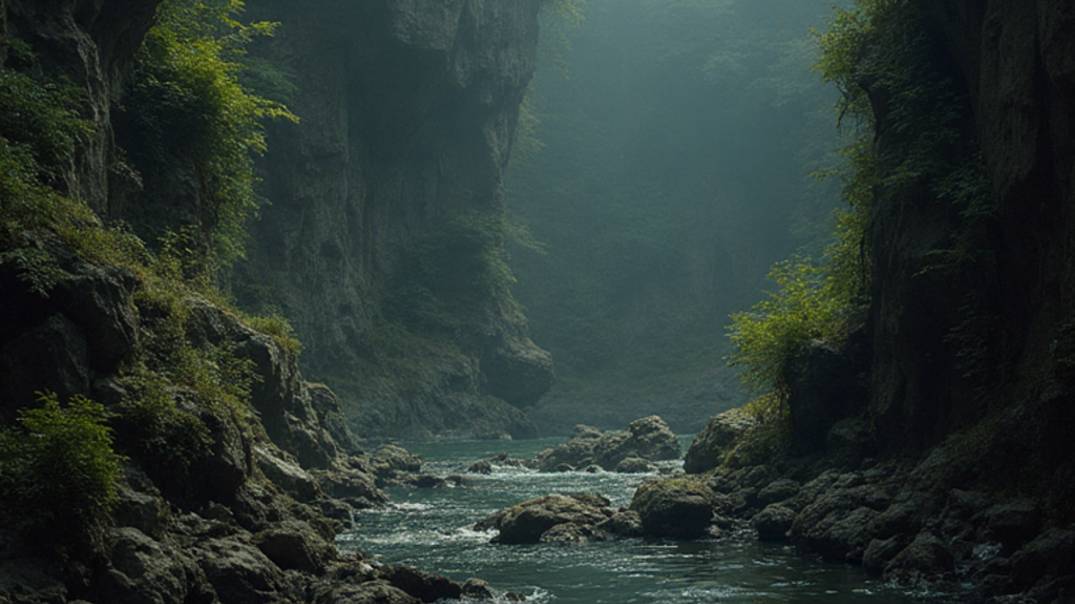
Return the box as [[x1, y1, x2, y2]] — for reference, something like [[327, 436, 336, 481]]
[[238, 0, 551, 439]]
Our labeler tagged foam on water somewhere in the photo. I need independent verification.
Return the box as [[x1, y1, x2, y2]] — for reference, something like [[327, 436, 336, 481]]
[[341, 436, 942, 604]]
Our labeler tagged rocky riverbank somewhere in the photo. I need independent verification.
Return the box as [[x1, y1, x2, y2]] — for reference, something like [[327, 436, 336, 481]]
[[647, 407, 1075, 603]]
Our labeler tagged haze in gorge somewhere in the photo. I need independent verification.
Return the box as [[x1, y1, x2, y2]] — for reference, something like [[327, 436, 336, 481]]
[[1, 1, 1073, 603]]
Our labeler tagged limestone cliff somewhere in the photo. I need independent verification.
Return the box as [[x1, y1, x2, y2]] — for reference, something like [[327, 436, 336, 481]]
[[236, 0, 553, 440]]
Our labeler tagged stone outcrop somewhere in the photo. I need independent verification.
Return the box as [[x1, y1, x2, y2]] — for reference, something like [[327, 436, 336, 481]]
[[475, 493, 643, 545], [0, 0, 536, 601], [235, 0, 552, 440], [629, 478, 716, 540], [533, 416, 680, 472]]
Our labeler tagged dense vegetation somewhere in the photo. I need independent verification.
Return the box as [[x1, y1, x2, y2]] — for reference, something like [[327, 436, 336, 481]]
[[0, 0, 296, 551], [726, 0, 993, 447]]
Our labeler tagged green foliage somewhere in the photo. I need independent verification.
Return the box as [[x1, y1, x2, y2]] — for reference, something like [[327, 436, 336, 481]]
[[727, 256, 852, 394], [111, 367, 213, 487], [0, 67, 91, 181], [240, 311, 302, 356], [816, 0, 990, 216], [0, 393, 123, 551], [126, 0, 296, 272]]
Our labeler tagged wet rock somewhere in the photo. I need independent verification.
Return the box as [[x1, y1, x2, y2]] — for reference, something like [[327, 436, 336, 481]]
[[883, 532, 954, 581], [462, 578, 494, 599], [254, 521, 336, 573], [479, 494, 612, 545], [630, 478, 714, 539], [554, 463, 575, 473], [405, 475, 446, 489], [683, 408, 757, 474], [468, 460, 493, 474], [539, 522, 602, 544], [596, 510, 643, 538], [752, 504, 795, 541], [615, 457, 656, 473], [757, 479, 799, 506], [381, 565, 462, 602]]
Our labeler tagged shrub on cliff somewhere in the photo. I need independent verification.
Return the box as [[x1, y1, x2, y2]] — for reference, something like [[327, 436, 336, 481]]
[[125, 0, 296, 272], [0, 393, 123, 551]]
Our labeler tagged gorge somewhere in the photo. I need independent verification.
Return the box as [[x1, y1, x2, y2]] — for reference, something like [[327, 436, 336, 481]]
[[1, 0, 1073, 603]]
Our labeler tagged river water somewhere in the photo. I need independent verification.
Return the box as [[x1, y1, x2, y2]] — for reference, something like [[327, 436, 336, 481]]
[[339, 437, 926, 603]]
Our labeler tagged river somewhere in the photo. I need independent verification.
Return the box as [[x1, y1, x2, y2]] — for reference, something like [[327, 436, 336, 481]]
[[339, 437, 928, 603]]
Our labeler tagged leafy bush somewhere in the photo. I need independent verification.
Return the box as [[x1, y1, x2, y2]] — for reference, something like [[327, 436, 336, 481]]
[[242, 311, 302, 356], [0, 393, 123, 551], [125, 0, 296, 272], [728, 257, 850, 394]]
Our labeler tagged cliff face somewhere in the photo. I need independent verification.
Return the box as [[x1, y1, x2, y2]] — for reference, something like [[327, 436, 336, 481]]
[[236, 0, 552, 440], [2, 0, 157, 213], [865, 0, 1075, 464], [1, 2, 513, 600]]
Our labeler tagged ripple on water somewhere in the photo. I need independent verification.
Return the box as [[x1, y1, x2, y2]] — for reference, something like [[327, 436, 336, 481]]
[[342, 437, 933, 604]]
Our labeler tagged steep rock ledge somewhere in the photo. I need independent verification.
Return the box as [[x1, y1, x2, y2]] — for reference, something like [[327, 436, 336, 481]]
[[235, 0, 552, 440]]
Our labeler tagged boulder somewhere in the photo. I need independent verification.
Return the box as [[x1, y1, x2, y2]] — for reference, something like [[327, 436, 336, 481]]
[[1009, 529, 1075, 589], [461, 578, 494, 600], [372, 444, 423, 474], [615, 457, 657, 473], [593, 416, 680, 469], [883, 532, 955, 581], [195, 537, 287, 604], [477, 494, 612, 544], [254, 521, 336, 573], [630, 479, 714, 539], [254, 445, 321, 501], [311, 580, 419, 604], [752, 504, 795, 541], [683, 408, 757, 474], [535, 416, 680, 472], [539, 522, 602, 544], [468, 460, 493, 474], [98, 527, 212, 604], [757, 479, 799, 506], [595, 510, 643, 538], [863, 536, 906, 574], [316, 467, 387, 508], [974, 499, 1041, 552], [381, 565, 462, 602]]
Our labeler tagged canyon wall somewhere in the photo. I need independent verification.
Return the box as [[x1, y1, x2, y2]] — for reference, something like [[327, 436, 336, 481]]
[[237, 0, 552, 440]]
